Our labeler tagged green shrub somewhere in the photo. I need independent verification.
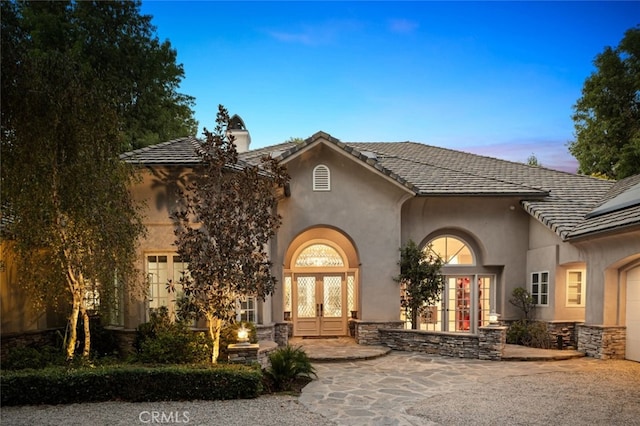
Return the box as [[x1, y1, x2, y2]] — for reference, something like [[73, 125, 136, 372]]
[[524, 321, 552, 349], [218, 321, 257, 362], [1, 345, 65, 370], [1, 363, 262, 406], [133, 307, 210, 364], [265, 345, 316, 392], [133, 307, 173, 352], [506, 320, 529, 345], [506, 320, 552, 349]]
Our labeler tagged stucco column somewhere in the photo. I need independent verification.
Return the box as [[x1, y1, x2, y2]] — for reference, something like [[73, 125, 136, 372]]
[[584, 265, 619, 326]]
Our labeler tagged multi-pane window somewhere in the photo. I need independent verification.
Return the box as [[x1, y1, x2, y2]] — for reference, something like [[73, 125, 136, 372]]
[[566, 270, 585, 307], [425, 236, 474, 265], [147, 254, 189, 319], [531, 272, 549, 306], [237, 296, 257, 322]]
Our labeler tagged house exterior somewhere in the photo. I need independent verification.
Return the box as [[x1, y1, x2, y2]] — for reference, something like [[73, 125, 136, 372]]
[[2, 117, 639, 361]]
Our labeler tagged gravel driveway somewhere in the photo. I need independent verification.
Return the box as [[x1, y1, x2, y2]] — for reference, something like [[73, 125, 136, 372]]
[[2, 355, 639, 425]]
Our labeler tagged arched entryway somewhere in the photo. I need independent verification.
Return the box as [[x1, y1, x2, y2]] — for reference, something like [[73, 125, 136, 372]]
[[408, 232, 496, 333], [283, 228, 359, 337]]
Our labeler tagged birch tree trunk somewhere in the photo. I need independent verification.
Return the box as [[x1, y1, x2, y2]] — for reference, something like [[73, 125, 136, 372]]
[[80, 304, 91, 358], [66, 295, 81, 360], [206, 313, 223, 364]]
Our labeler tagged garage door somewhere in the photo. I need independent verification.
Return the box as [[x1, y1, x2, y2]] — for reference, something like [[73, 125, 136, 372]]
[[627, 266, 640, 362]]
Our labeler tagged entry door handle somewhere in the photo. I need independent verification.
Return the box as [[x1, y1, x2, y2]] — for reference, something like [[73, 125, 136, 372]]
[[317, 303, 324, 317]]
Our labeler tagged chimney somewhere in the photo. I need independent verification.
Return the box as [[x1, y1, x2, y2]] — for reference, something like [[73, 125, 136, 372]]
[[227, 114, 251, 153]]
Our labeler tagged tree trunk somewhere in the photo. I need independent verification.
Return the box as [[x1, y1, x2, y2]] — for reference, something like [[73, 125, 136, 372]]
[[411, 306, 418, 330], [80, 304, 91, 358], [206, 312, 223, 364], [66, 297, 81, 360]]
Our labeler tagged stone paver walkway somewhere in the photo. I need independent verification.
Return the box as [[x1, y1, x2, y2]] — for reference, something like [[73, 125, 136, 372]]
[[289, 337, 390, 361], [299, 352, 640, 425]]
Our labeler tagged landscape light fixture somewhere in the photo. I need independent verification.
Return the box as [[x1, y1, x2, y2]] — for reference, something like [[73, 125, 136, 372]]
[[237, 326, 249, 345]]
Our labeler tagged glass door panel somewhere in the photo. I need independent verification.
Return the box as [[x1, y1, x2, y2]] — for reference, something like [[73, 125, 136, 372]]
[[296, 276, 316, 318], [456, 277, 471, 331], [444, 276, 472, 332], [323, 276, 343, 318], [477, 276, 492, 327]]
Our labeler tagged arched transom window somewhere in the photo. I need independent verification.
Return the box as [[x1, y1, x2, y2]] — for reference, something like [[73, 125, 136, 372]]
[[294, 243, 344, 267], [425, 236, 474, 265]]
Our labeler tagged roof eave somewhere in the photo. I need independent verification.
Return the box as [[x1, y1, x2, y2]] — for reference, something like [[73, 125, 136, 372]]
[[418, 191, 549, 197], [566, 222, 640, 242]]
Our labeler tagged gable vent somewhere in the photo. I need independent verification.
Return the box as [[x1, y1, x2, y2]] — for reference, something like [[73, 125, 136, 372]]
[[313, 164, 330, 191]]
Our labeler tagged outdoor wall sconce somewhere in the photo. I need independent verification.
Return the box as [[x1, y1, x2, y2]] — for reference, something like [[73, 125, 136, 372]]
[[237, 326, 249, 345], [489, 311, 501, 325], [351, 310, 358, 319], [283, 311, 291, 321]]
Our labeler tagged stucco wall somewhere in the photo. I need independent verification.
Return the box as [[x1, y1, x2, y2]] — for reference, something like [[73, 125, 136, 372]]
[[527, 219, 586, 322], [572, 230, 640, 325], [401, 197, 530, 320], [126, 166, 194, 328], [273, 142, 412, 322]]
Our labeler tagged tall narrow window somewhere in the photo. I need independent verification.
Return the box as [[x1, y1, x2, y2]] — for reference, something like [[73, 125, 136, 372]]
[[531, 272, 549, 306], [566, 270, 585, 307], [147, 254, 189, 320], [313, 165, 330, 191]]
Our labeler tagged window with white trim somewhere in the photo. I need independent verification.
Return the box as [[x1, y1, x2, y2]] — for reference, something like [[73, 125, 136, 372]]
[[147, 254, 189, 319], [425, 236, 474, 265], [237, 296, 257, 322], [531, 272, 549, 306], [313, 164, 330, 191], [566, 270, 585, 307]]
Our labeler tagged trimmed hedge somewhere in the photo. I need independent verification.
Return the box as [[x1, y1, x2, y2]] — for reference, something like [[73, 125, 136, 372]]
[[1, 363, 262, 406]]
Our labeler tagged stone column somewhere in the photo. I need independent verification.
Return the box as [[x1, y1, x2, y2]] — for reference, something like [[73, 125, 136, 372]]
[[274, 322, 290, 347], [478, 326, 506, 361], [227, 343, 260, 365]]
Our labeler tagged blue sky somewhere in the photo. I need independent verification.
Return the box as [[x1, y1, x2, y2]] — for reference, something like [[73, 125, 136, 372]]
[[140, 1, 639, 173]]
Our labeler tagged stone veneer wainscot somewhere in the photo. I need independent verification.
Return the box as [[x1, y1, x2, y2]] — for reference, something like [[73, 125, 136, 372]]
[[577, 324, 626, 359]]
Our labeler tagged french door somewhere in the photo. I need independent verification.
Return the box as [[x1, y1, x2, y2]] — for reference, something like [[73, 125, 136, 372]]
[[294, 274, 346, 336], [416, 275, 494, 333], [444, 275, 493, 332]]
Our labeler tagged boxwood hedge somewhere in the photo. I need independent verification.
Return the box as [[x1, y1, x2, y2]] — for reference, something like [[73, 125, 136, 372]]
[[1, 363, 262, 406]]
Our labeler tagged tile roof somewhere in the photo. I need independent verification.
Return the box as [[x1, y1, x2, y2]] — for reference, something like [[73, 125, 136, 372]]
[[121, 131, 625, 241], [119, 136, 251, 172], [242, 131, 617, 241], [566, 174, 640, 239], [120, 137, 202, 166]]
